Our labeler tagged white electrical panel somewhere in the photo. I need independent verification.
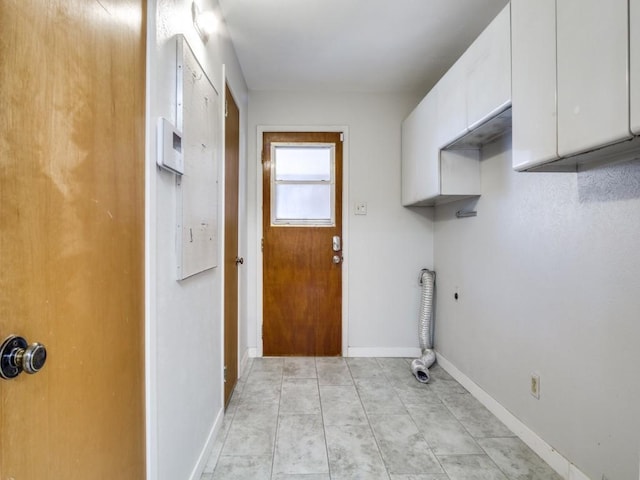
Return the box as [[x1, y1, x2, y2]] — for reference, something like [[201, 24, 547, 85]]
[[156, 117, 184, 175]]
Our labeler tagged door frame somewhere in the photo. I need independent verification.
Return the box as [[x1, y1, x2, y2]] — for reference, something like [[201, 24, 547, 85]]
[[256, 125, 350, 357]]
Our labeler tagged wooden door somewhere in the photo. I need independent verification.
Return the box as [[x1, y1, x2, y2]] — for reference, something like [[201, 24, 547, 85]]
[[262, 132, 343, 356], [0, 1, 146, 478], [224, 85, 240, 406]]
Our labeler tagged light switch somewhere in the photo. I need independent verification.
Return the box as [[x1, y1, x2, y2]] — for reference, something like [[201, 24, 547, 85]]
[[354, 202, 368, 215]]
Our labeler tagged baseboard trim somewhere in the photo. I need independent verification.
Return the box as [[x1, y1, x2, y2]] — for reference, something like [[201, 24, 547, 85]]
[[347, 347, 422, 358], [188, 406, 224, 480], [436, 353, 590, 480], [239, 347, 251, 378], [246, 346, 425, 360]]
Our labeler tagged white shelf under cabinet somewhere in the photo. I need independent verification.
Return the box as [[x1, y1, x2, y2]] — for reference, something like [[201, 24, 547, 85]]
[[439, 149, 481, 202]]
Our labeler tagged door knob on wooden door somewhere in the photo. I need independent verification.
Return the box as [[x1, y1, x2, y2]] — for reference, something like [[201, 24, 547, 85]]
[[0, 335, 47, 379]]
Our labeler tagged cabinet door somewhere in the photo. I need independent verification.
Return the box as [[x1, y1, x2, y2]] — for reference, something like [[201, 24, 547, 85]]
[[631, 0, 640, 135], [436, 59, 468, 149], [511, 0, 558, 171], [557, 0, 631, 157], [401, 89, 439, 205], [466, 4, 511, 131]]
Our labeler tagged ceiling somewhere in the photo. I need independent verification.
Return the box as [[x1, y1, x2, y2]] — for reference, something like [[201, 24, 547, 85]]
[[217, 0, 509, 95]]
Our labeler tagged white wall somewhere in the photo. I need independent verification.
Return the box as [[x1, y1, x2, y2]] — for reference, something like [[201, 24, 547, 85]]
[[247, 91, 433, 357], [434, 133, 640, 480], [146, 1, 248, 479]]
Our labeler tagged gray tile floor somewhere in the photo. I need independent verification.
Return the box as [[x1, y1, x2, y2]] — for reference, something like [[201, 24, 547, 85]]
[[201, 357, 562, 480]]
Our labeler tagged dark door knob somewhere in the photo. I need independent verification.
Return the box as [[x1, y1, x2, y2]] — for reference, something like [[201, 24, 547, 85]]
[[0, 335, 47, 380], [235, 257, 244, 266]]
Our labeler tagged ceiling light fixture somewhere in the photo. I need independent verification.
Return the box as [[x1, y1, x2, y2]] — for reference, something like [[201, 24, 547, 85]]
[[192, 2, 219, 42]]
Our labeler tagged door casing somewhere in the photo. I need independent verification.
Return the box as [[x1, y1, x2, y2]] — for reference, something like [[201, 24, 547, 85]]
[[256, 126, 349, 357]]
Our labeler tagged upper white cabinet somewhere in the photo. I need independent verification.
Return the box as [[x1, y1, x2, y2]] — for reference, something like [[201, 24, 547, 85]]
[[557, 0, 630, 157], [511, 0, 558, 170], [436, 59, 467, 149], [464, 5, 511, 131], [512, 0, 640, 171], [402, 89, 439, 206], [631, 0, 640, 135], [402, 91, 481, 206], [401, 4, 510, 206], [435, 4, 511, 150]]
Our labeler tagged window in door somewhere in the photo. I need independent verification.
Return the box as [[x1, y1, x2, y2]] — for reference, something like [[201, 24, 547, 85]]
[[270, 143, 336, 226]]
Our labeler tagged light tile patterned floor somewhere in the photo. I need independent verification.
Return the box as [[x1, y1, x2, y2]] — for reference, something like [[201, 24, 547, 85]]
[[201, 357, 562, 480]]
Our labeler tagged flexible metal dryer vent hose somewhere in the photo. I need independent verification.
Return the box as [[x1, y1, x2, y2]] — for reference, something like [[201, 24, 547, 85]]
[[411, 268, 436, 383]]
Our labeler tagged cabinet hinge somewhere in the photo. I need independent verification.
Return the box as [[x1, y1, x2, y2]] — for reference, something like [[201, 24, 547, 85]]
[[224, 100, 228, 118], [223, 365, 227, 383], [261, 238, 264, 252], [339, 132, 344, 142]]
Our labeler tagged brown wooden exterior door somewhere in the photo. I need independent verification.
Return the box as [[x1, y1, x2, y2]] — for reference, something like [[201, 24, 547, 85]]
[[262, 132, 343, 356], [0, 0, 146, 477], [224, 85, 240, 406]]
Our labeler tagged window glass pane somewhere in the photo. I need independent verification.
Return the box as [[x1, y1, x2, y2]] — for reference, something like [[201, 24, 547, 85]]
[[275, 184, 331, 221], [275, 147, 331, 181]]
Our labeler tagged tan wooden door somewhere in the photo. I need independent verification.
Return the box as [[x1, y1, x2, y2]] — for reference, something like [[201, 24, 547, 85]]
[[0, 0, 146, 478], [224, 85, 240, 406], [262, 132, 343, 356]]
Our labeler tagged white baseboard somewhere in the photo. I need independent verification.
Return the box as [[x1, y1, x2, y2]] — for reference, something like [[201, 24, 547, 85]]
[[568, 464, 591, 480], [436, 353, 590, 480], [347, 347, 422, 358], [239, 347, 251, 378], [188, 406, 224, 480], [247, 346, 423, 359]]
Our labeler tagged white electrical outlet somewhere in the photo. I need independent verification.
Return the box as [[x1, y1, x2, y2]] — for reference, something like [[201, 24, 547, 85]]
[[530, 373, 540, 399]]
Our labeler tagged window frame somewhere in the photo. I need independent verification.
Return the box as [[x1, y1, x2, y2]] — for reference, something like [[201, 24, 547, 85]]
[[270, 142, 336, 227]]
